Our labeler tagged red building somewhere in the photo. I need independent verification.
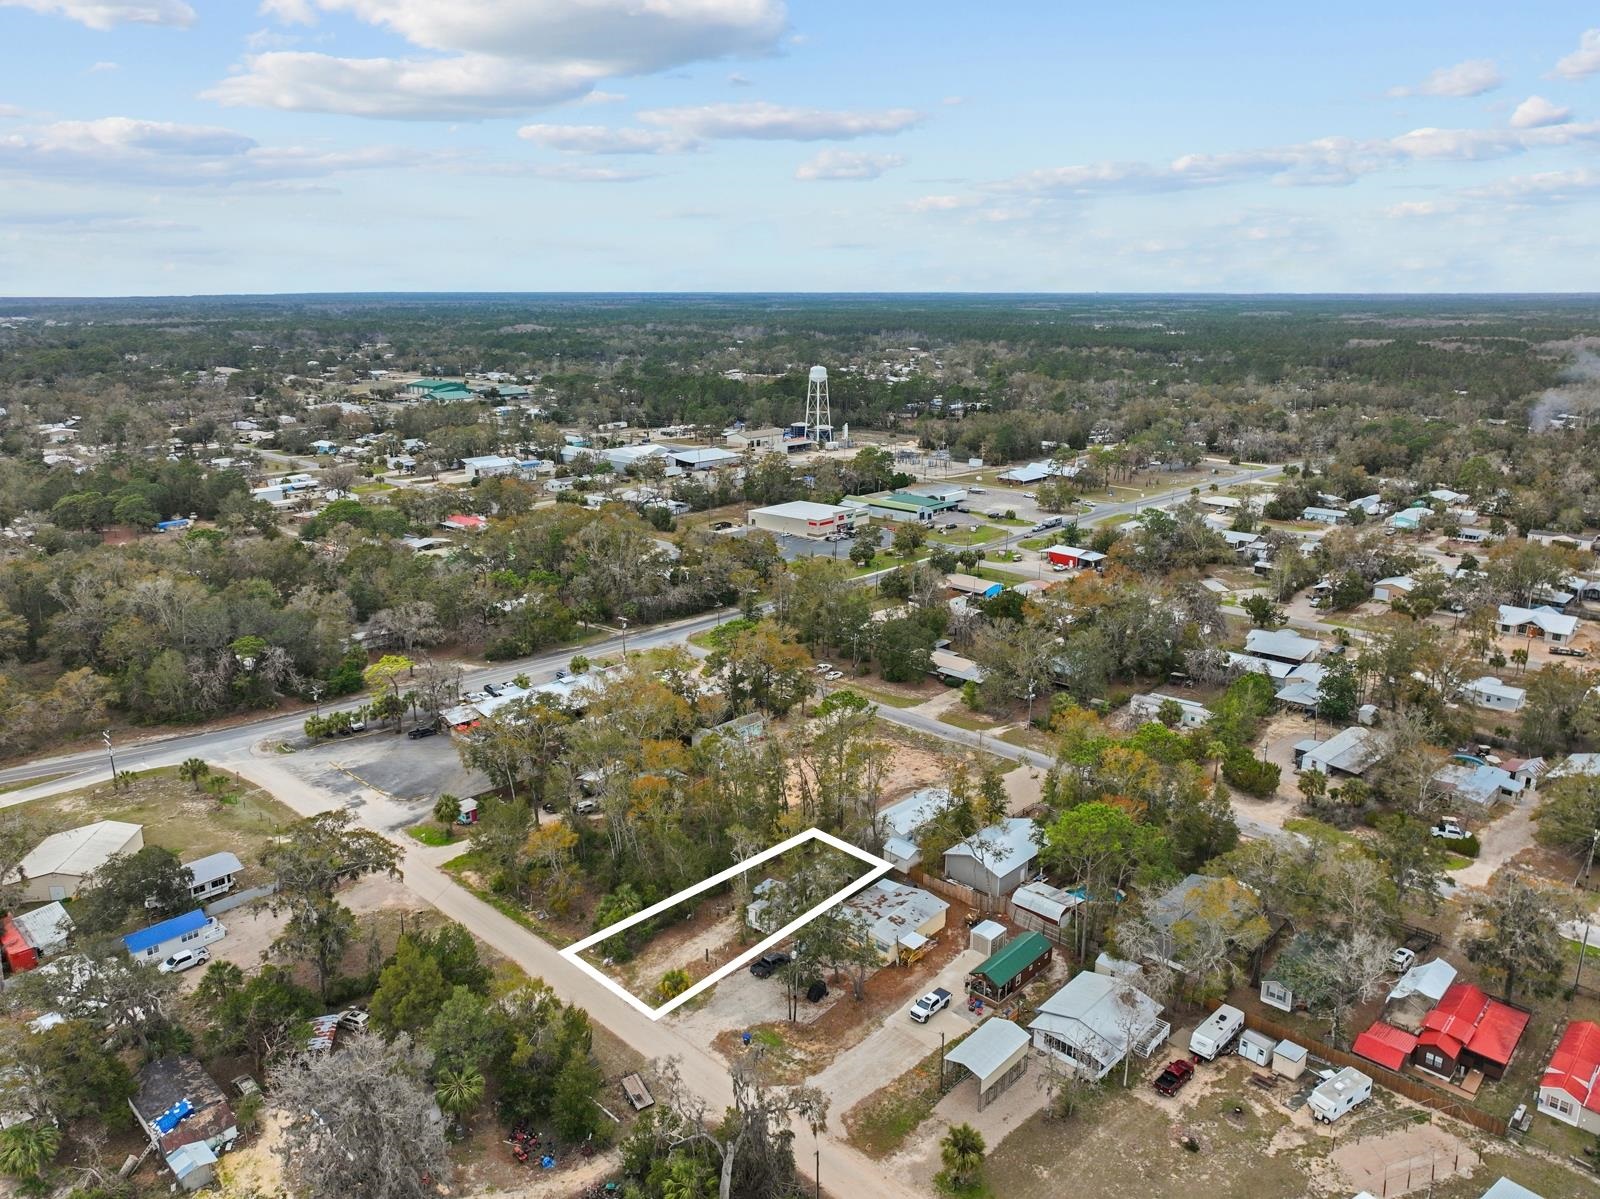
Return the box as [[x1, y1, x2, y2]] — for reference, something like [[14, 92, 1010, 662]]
[[1414, 983, 1529, 1082], [1352, 1021, 1417, 1072], [1043, 546, 1107, 570]]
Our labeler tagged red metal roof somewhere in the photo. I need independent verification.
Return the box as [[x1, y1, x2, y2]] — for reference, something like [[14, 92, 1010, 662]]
[[1353, 1021, 1417, 1072], [1419, 982, 1529, 1067], [1543, 1020, 1600, 1113]]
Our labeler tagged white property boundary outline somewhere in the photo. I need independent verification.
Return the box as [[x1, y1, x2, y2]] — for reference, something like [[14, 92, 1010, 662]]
[[561, 828, 893, 1021]]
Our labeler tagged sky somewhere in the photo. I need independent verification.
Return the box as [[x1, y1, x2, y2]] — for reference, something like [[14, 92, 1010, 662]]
[[4, 2, 1600, 295]]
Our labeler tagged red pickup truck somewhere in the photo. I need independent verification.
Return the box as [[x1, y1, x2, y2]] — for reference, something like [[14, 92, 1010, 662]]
[[1153, 1059, 1195, 1097]]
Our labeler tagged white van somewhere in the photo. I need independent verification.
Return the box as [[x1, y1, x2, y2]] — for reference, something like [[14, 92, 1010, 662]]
[[1308, 1067, 1372, 1124], [1189, 1004, 1245, 1060]]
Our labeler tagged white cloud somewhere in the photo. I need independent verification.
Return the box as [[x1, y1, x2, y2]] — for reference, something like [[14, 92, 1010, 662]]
[[217, 0, 788, 118], [517, 123, 694, 154], [577, 90, 626, 105], [528, 162, 652, 182], [0, 0, 194, 28], [1388, 58, 1502, 98], [728, 73, 752, 87], [204, 52, 604, 120], [0, 115, 421, 186], [88, 60, 119, 72], [903, 194, 978, 213], [1465, 168, 1600, 202], [638, 101, 922, 140], [1509, 95, 1572, 128], [794, 149, 903, 180], [1554, 28, 1600, 79], [0, 105, 24, 118], [1384, 199, 1458, 218], [260, 0, 317, 21]]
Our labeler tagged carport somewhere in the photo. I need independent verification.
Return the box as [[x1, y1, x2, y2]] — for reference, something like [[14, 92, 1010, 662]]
[[945, 1018, 1031, 1111]]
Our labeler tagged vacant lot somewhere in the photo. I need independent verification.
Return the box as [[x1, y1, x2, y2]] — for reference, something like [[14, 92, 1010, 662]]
[[9, 764, 299, 883]]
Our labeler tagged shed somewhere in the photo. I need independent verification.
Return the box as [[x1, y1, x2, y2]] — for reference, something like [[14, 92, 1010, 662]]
[[183, 852, 241, 902], [5, 902, 73, 971], [621, 1073, 654, 1111], [1273, 1040, 1307, 1080], [1353, 1021, 1419, 1072], [1010, 880, 1081, 939], [945, 1018, 1031, 1110], [969, 920, 1007, 957], [967, 930, 1053, 1002], [10, 820, 144, 902], [946, 573, 1004, 600], [1238, 1029, 1275, 1067]]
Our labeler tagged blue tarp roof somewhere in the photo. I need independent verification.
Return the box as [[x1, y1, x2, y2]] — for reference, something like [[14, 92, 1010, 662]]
[[124, 909, 206, 955]]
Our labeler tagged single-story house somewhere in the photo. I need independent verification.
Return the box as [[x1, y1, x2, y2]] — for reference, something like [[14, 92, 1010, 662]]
[[1295, 726, 1388, 777], [1430, 762, 1520, 809], [1548, 754, 1600, 782], [182, 852, 242, 903], [946, 573, 1004, 600], [1391, 506, 1432, 531], [1428, 488, 1468, 505], [1138, 874, 1261, 973], [123, 911, 226, 966], [1463, 676, 1526, 713], [1198, 494, 1243, 511], [1043, 545, 1107, 571], [843, 879, 949, 964], [1413, 982, 1530, 1082], [310, 439, 339, 455], [874, 788, 953, 871], [1372, 576, 1417, 602], [1128, 692, 1211, 729], [131, 1056, 238, 1191], [746, 500, 860, 540], [966, 930, 1053, 1002], [1010, 881, 1082, 940], [1500, 756, 1548, 791], [1529, 530, 1597, 553], [1227, 651, 1297, 680], [944, 819, 1039, 897], [8, 820, 144, 902], [928, 649, 987, 685], [1353, 1021, 1419, 1073], [1273, 663, 1328, 710], [1302, 506, 1348, 525], [1496, 604, 1578, 644], [1029, 972, 1170, 1080], [944, 1018, 1032, 1111], [1538, 1020, 1600, 1134], [1244, 628, 1321, 665], [460, 454, 519, 479], [1349, 494, 1386, 516], [440, 514, 488, 532], [0, 902, 73, 974]]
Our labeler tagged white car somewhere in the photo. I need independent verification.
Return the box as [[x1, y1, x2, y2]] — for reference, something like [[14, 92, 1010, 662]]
[[1389, 947, 1416, 973], [1431, 818, 1468, 840], [826, 670, 844, 681], [158, 947, 211, 974], [1051, 563, 1069, 573], [1021, 491, 1038, 500], [815, 662, 833, 673]]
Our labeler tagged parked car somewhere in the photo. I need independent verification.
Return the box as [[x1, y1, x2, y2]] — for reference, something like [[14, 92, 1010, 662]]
[[749, 952, 792, 979], [158, 947, 211, 974], [967, 486, 986, 494], [347, 719, 366, 732], [1021, 491, 1038, 500], [572, 799, 600, 816], [337, 1006, 370, 1032], [482, 684, 502, 697], [826, 670, 844, 681], [1051, 563, 1069, 573], [815, 662, 833, 673], [909, 987, 952, 1023], [1551, 646, 1589, 658], [710, 521, 734, 531], [1389, 947, 1417, 973], [1153, 1059, 1195, 1097], [407, 725, 438, 740], [1430, 817, 1468, 840]]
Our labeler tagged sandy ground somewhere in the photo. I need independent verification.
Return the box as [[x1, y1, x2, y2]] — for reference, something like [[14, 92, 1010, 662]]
[[1450, 797, 1537, 890], [890, 1047, 1050, 1191], [1000, 763, 1045, 813], [1331, 1122, 1480, 1196]]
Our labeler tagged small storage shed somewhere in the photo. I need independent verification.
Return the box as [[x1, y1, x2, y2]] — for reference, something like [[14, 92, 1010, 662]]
[[966, 931, 1053, 1003], [1273, 1040, 1308, 1079], [969, 920, 1007, 957], [944, 1018, 1031, 1111], [1238, 1029, 1275, 1067]]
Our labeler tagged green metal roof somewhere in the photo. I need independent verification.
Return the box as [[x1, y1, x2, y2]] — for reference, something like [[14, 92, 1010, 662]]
[[971, 930, 1051, 988], [885, 491, 948, 508]]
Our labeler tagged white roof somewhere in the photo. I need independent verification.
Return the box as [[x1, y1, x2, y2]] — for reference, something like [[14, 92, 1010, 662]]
[[1245, 628, 1321, 662], [1303, 726, 1387, 774], [12, 902, 72, 950], [752, 500, 853, 521], [1550, 754, 1600, 781], [844, 879, 948, 949], [1466, 676, 1525, 703], [1388, 957, 1457, 1004], [1011, 881, 1082, 924], [1030, 972, 1163, 1057], [16, 821, 142, 880], [945, 819, 1037, 876], [461, 454, 516, 469], [1375, 575, 1415, 591], [1227, 651, 1296, 680], [1497, 604, 1578, 638], [878, 788, 952, 840], [1479, 1180, 1543, 1199], [184, 852, 242, 886], [945, 1018, 1031, 1085]]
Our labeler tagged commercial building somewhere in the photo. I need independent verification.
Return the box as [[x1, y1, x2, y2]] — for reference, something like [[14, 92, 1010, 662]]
[[9, 820, 144, 902], [745, 500, 861, 540]]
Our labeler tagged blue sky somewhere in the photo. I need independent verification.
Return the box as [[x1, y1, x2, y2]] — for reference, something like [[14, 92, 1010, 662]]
[[4, 2, 1600, 295]]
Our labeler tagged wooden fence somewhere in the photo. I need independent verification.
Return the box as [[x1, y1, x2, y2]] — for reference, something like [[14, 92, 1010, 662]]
[[1213, 1000, 1509, 1137], [906, 869, 999, 915]]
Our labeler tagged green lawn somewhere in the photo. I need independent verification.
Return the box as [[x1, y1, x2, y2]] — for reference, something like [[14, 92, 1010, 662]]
[[407, 823, 457, 847], [441, 848, 574, 947], [352, 482, 394, 494], [8, 766, 298, 878], [852, 552, 921, 577], [1016, 536, 1053, 551], [940, 709, 1005, 733], [985, 515, 1031, 527], [932, 524, 1004, 547], [836, 683, 928, 710]]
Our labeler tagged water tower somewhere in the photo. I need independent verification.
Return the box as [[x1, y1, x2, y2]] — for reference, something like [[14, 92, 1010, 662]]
[[804, 364, 833, 446]]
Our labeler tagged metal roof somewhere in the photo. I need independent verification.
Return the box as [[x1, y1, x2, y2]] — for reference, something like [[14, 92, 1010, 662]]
[[123, 910, 208, 955], [971, 931, 1052, 988], [16, 820, 142, 880], [183, 852, 241, 887], [945, 1018, 1031, 1086]]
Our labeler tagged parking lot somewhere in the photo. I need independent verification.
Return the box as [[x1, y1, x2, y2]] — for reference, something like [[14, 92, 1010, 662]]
[[276, 730, 486, 831]]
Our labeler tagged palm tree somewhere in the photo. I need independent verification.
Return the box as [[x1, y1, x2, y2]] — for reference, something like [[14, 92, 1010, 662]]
[[434, 1066, 486, 1122], [0, 1122, 61, 1183], [434, 793, 460, 830], [178, 757, 211, 791], [939, 1123, 986, 1190]]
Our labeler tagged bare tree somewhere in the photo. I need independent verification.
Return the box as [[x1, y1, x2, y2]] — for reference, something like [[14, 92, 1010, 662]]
[[269, 1033, 448, 1199]]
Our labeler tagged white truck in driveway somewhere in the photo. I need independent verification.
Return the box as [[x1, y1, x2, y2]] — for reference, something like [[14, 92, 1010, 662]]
[[1189, 1004, 1245, 1061], [1308, 1067, 1372, 1123]]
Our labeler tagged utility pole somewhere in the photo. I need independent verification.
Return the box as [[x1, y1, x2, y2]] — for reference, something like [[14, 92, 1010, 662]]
[[102, 729, 118, 786], [618, 617, 629, 660]]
